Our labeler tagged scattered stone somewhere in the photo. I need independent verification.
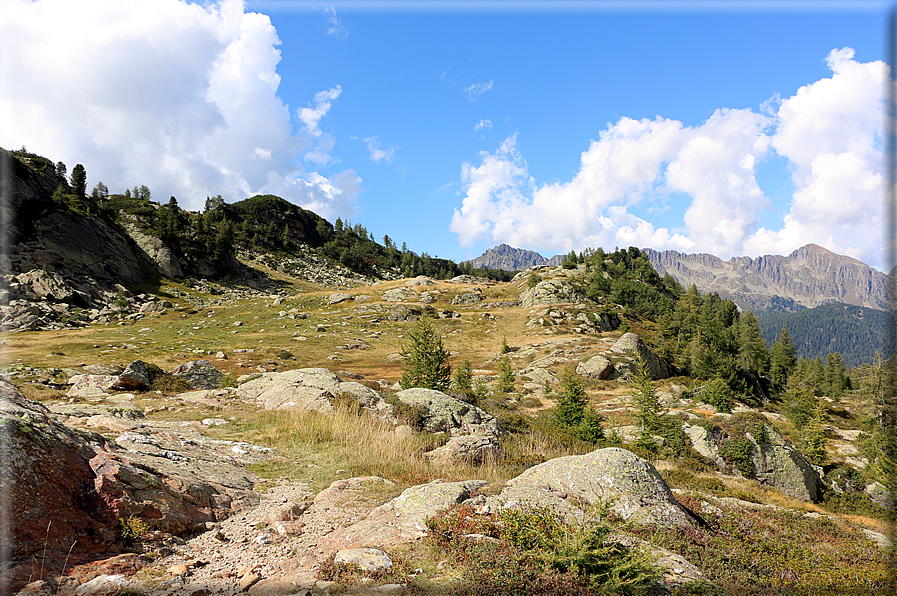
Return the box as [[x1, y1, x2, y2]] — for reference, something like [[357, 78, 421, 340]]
[[334, 548, 393, 573]]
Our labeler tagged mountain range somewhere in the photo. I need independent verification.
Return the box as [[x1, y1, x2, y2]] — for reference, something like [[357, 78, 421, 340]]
[[467, 242, 891, 314]]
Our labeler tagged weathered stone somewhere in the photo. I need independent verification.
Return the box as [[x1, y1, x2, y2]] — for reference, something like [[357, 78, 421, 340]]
[[426, 434, 501, 465], [334, 548, 393, 573], [15, 269, 74, 302], [864, 481, 894, 510], [328, 293, 354, 305], [498, 447, 698, 527], [170, 359, 225, 390], [67, 374, 119, 397], [109, 360, 157, 391], [610, 333, 671, 380], [236, 368, 382, 412], [518, 279, 587, 308], [394, 388, 502, 436], [749, 424, 821, 502], [682, 424, 723, 468], [452, 288, 483, 305], [320, 479, 487, 552], [119, 220, 184, 279], [73, 574, 126, 596], [576, 355, 614, 379], [404, 276, 436, 286], [383, 287, 419, 302]]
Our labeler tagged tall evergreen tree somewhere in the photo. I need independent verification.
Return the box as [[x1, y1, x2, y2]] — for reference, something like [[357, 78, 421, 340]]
[[70, 164, 87, 199], [770, 325, 797, 387], [737, 311, 770, 375], [399, 318, 452, 391]]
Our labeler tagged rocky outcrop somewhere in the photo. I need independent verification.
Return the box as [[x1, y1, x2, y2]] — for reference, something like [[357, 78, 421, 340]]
[[644, 244, 890, 312], [382, 287, 419, 302], [748, 424, 822, 502], [518, 279, 587, 308], [118, 219, 184, 278], [490, 447, 699, 528], [576, 354, 614, 379], [0, 381, 266, 592], [394, 388, 502, 436], [235, 368, 384, 412], [452, 287, 483, 305]]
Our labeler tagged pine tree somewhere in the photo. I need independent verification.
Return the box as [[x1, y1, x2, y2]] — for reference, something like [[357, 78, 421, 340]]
[[399, 318, 452, 391], [555, 365, 587, 428], [630, 354, 665, 437], [70, 164, 87, 199], [770, 325, 797, 387], [496, 357, 515, 393], [736, 311, 769, 375], [453, 358, 474, 401]]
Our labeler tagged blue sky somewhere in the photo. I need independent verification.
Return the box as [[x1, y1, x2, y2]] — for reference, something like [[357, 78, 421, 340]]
[[0, 0, 890, 268]]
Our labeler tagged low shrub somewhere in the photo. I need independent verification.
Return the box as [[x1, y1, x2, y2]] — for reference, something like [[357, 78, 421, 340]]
[[427, 502, 660, 595]]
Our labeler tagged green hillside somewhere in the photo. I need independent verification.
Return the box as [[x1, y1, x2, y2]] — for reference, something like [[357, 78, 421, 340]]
[[757, 303, 890, 368]]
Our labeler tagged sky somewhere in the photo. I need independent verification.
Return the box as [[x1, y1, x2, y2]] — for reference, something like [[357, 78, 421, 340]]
[[0, 0, 891, 269]]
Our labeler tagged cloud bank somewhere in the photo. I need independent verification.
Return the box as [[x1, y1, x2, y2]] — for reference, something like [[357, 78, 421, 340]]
[[0, 0, 360, 221], [450, 48, 887, 268]]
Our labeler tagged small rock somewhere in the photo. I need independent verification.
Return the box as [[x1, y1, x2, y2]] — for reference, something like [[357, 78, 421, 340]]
[[168, 564, 190, 576], [239, 572, 262, 592]]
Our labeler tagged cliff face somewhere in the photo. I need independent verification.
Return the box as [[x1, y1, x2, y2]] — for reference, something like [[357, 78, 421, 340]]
[[464, 244, 551, 271], [644, 244, 890, 312]]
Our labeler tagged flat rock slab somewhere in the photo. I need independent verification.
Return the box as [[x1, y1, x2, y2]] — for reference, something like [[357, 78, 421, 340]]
[[334, 548, 393, 572], [320, 479, 487, 552], [235, 368, 382, 412]]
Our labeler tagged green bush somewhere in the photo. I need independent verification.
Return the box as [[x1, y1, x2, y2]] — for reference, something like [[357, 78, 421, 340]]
[[427, 503, 659, 595], [701, 378, 733, 413]]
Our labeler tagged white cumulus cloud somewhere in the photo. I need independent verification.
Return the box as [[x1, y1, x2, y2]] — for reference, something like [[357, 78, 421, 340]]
[[452, 48, 886, 268], [474, 119, 493, 131], [0, 0, 361, 219]]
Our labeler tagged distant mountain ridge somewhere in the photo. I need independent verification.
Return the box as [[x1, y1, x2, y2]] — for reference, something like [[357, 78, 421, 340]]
[[643, 244, 891, 313], [463, 244, 564, 271], [467, 242, 891, 313]]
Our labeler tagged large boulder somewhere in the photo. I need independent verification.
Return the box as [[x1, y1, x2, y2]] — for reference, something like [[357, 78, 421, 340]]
[[518, 279, 587, 308], [108, 360, 157, 391], [170, 359, 225, 389], [426, 434, 501, 465], [394, 388, 502, 437], [610, 333, 671, 380], [320, 479, 487, 552], [235, 368, 383, 412], [576, 354, 614, 380], [494, 447, 698, 528], [452, 287, 483, 305], [383, 287, 419, 302], [749, 424, 822, 502]]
